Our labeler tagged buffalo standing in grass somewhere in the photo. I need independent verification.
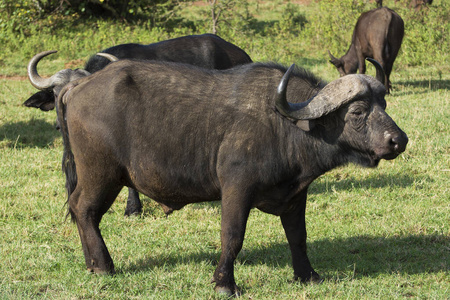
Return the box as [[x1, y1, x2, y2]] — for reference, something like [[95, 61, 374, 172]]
[[375, 0, 433, 10], [25, 34, 252, 112], [25, 34, 252, 216], [55, 58, 407, 296], [328, 7, 404, 94]]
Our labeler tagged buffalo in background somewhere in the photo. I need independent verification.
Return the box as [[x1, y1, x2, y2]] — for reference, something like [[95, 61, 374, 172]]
[[55, 57, 407, 296], [25, 34, 252, 112], [25, 34, 252, 216], [328, 7, 404, 94], [376, 0, 433, 10], [85, 33, 252, 73]]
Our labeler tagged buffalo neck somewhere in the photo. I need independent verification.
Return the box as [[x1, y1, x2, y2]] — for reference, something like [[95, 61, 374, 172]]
[[283, 120, 349, 180], [342, 44, 359, 74]]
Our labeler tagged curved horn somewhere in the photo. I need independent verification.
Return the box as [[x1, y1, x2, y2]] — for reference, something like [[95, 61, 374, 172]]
[[276, 74, 373, 120], [366, 57, 386, 87], [96, 53, 119, 62], [27, 50, 59, 90], [275, 64, 304, 117]]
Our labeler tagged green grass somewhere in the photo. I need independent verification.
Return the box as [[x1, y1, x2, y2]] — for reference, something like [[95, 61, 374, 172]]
[[1, 0, 449, 299]]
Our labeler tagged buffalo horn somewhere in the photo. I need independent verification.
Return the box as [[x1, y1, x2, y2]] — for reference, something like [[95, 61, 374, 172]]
[[275, 64, 308, 118], [96, 53, 119, 62], [366, 57, 387, 87], [27, 50, 59, 90], [276, 72, 373, 120]]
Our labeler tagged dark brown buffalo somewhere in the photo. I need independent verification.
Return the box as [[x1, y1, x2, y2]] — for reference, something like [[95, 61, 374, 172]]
[[409, 0, 433, 10], [84, 33, 252, 73], [328, 7, 404, 94], [25, 34, 252, 112], [56, 60, 407, 296], [25, 34, 252, 216], [375, 0, 433, 10]]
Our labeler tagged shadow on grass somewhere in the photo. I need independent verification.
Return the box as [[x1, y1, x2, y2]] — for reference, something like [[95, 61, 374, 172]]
[[124, 233, 448, 280], [310, 173, 425, 194], [0, 119, 59, 148], [394, 79, 450, 95]]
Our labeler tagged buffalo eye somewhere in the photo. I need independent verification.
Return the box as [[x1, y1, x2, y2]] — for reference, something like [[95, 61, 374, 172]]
[[349, 104, 368, 117], [351, 108, 364, 116], [346, 102, 370, 131]]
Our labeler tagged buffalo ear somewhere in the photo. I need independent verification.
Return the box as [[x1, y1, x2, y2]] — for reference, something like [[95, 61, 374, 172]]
[[328, 50, 341, 67], [23, 91, 55, 111]]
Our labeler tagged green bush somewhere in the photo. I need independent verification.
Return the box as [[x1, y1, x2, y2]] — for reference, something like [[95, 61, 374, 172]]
[[397, 0, 449, 66]]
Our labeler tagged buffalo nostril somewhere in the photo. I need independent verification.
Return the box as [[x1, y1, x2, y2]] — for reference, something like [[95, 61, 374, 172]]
[[390, 133, 408, 153]]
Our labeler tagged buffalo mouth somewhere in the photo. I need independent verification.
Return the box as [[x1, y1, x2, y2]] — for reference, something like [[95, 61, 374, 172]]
[[368, 148, 404, 167], [366, 150, 401, 167], [381, 151, 402, 160], [370, 152, 400, 166], [375, 143, 407, 161]]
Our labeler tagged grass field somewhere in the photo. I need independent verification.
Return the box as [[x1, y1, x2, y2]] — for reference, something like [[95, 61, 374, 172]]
[[1, 0, 449, 299]]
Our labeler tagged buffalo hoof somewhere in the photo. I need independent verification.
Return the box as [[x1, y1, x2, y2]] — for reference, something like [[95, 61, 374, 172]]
[[294, 271, 323, 284], [87, 267, 115, 275], [124, 209, 141, 217], [124, 204, 142, 216], [214, 285, 241, 297]]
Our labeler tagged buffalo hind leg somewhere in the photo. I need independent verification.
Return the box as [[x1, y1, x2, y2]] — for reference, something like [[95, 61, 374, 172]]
[[280, 189, 321, 283], [212, 188, 252, 296], [69, 183, 122, 274], [124, 188, 142, 216]]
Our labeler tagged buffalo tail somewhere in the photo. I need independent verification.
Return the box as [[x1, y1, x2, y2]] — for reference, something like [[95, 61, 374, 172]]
[[56, 84, 78, 222]]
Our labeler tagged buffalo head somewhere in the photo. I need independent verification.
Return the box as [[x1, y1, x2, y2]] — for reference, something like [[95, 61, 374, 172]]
[[276, 63, 407, 166], [25, 51, 118, 111]]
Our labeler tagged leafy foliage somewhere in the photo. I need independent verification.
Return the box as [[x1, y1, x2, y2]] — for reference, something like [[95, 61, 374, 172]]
[[0, 0, 448, 73], [0, 0, 188, 30], [397, 0, 449, 66]]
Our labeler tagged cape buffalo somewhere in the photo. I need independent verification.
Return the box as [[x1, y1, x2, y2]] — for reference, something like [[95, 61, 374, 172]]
[[55, 59, 407, 296], [328, 7, 404, 94], [84, 33, 253, 73], [410, 0, 433, 10], [25, 34, 252, 216], [375, 0, 433, 10], [24, 34, 252, 112]]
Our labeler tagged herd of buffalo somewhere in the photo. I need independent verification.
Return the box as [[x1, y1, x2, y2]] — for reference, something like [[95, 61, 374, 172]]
[[22, 2, 419, 296]]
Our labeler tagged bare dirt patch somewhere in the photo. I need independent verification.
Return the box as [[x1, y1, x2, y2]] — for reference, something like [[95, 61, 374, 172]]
[[0, 75, 28, 81]]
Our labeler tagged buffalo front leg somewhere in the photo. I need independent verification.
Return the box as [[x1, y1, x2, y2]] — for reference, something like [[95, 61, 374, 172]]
[[124, 187, 142, 216], [280, 189, 321, 283], [212, 190, 252, 296]]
